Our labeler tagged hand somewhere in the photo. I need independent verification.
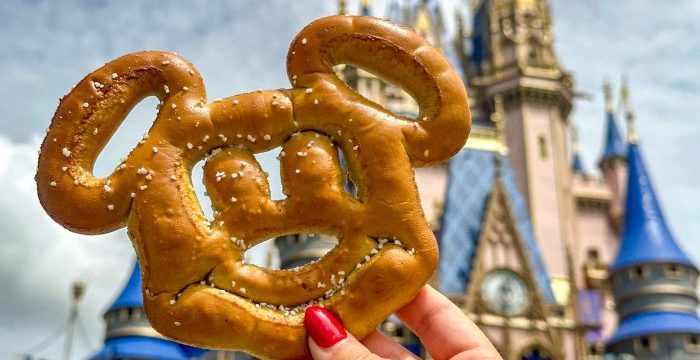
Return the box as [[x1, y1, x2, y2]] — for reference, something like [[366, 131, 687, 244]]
[[304, 285, 503, 360]]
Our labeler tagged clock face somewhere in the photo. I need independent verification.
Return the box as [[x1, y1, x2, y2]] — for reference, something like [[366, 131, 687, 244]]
[[481, 269, 529, 316]]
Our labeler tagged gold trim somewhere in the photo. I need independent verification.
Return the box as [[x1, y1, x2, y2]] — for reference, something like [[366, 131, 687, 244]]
[[627, 303, 699, 315], [614, 283, 698, 303], [465, 127, 504, 152]]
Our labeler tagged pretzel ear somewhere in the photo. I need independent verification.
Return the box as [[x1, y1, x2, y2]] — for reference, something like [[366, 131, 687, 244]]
[[287, 16, 470, 166], [36, 52, 204, 234]]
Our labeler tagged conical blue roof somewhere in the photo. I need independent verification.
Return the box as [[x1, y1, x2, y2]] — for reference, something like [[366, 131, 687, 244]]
[[108, 261, 143, 311], [610, 143, 695, 271], [607, 311, 700, 345], [91, 337, 188, 360], [572, 152, 585, 174], [600, 111, 626, 162], [470, 0, 489, 73]]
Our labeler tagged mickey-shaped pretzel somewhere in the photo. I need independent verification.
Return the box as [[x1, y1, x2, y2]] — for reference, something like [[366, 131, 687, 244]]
[[36, 16, 470, 359]]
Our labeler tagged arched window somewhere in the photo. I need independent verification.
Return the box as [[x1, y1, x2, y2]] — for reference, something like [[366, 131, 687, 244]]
[[665, 263, 685, 279], [520, 346, 553, 360], [537, 135, 548, 160]]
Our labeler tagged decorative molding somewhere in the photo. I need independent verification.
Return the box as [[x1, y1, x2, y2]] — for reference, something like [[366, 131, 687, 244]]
[[620, 303, 699, 317], [614, 284, 698, 304]]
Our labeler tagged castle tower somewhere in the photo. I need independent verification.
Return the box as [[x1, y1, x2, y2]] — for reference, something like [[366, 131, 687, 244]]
[[463, 0, 575, 294], [437, 97, 580, 360], [91, 261, 243, 359], [598, 81, 627, 232], [91, 262, 193, 359], [606, 119, 700, 358]]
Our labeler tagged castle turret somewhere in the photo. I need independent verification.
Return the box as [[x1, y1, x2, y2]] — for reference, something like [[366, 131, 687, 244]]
[[571, 123, 586, 175], [606, 120, 700, 358], [91, 262, 193, 359], [599, 81, 627, 232]]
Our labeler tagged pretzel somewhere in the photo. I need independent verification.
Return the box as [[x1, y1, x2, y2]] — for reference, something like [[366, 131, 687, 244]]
[[35, 15, 470, 359]]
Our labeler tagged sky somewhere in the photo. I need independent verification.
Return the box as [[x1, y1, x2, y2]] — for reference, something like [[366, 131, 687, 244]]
[[0, 0, 699, 359]]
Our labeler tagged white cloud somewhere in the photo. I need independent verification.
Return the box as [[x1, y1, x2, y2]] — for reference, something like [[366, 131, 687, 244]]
[[550, 0, 700, 263], [0, 135, 133, 358]]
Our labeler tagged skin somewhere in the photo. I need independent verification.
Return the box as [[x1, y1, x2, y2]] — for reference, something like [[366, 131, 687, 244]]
[[308, 285, 503, 360]]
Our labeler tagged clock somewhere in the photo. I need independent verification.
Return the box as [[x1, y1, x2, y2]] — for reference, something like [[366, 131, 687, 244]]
[[481, 269, 529, 316]]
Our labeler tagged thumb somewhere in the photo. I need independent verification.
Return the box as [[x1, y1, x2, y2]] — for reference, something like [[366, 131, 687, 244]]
[[305, 306, 384, 360]]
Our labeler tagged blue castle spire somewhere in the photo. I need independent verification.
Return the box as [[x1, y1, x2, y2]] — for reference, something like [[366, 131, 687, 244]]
[[571, 123, 586, 175], [108, 262, 143, 311], [600, 111, 625, 162], [606, 120, 700, 358], [91, 261, 206, 360], [599, 82, 626, 163], [572, 152, 585, 174], [610, 143, 695, 271]]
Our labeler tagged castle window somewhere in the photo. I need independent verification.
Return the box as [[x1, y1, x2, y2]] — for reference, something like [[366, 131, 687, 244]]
[[628, 265, 649, 280], [686, 334, 700, 352], [537, 135, 548, 160], [665, 264, 685, 279], [520, 346, 552, 360], [105, 312, 115, 325], [587, 248, 600, 261], [132, 308, 142, 320], [588, 342, 604, 355], [634, 336, 657, 354]]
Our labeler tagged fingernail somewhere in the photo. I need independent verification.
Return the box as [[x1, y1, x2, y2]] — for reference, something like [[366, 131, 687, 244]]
[[304, 306, 347, 348]]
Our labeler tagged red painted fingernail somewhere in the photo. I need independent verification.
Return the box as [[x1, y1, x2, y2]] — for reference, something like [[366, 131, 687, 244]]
[[304, 306, 347, 348]]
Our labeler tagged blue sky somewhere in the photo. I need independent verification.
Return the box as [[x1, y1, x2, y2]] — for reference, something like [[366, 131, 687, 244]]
[[0, 0, 698, 358]]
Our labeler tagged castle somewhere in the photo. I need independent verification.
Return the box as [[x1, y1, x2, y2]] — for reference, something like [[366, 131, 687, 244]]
[[90, 1, 700, 359]]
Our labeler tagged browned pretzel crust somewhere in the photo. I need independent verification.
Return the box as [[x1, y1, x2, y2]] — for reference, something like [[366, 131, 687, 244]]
[[35, 15, 470, 359]]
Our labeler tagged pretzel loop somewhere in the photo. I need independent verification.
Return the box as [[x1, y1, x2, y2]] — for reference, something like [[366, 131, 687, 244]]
[[287, 16, 470, 166], [36, 52, 204, 233]]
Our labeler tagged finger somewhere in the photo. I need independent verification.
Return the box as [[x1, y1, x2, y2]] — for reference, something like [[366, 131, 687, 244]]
[[361, 329, 420, 360], [305, 306, 385, 360], [309, 334, 385, 360], [396, 285, 501, 360]]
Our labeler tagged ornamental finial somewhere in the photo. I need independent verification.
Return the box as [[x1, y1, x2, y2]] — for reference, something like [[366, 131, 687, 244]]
[[603, 79, 614, 113], [491, 94, 508, 155]]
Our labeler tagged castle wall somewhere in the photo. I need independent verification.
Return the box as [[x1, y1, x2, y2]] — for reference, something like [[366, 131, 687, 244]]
[[414, 165, 449, 230], [510, 101, 568, 279], [571, 175, 619, 342]]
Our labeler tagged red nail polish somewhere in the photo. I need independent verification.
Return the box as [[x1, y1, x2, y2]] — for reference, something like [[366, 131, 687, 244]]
[[304, 306, 347, 348]]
